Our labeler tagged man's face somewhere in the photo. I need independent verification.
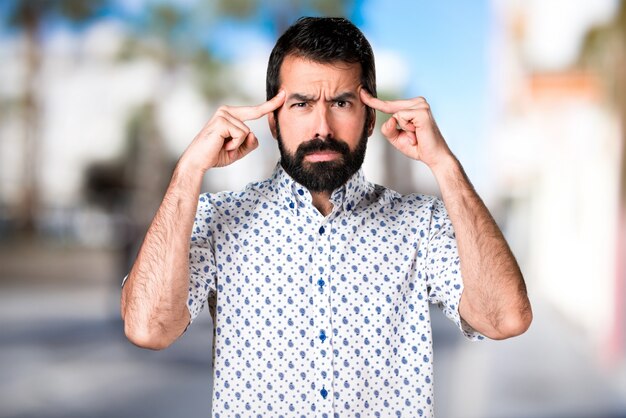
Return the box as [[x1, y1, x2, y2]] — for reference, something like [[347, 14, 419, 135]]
[[270, 55, 373, 193]]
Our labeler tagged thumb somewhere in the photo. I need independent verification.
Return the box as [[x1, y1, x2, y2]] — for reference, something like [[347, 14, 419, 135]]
[[381, 116, 400, 144]]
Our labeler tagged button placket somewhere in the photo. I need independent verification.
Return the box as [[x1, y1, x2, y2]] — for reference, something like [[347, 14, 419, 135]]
[[312, 218, 334, 410]]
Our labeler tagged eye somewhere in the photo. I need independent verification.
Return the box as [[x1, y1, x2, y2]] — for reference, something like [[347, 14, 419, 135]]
[[334, 100, 350, 108], [291, 102, 308, 108]]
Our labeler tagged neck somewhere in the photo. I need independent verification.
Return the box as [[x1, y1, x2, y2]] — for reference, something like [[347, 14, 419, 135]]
[[310, 191, 334, 217]]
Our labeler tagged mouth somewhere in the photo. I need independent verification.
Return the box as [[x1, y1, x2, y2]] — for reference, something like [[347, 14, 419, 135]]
[[303, 150, 342, 162]]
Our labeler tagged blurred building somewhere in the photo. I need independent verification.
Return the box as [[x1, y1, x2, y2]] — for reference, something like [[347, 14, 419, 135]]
[[489, 0, 625, 365]]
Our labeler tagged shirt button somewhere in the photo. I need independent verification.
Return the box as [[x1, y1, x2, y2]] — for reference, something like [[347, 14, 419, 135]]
[[319, 226, 325, 234], [318, 279, 325, 288], [319, 331, 327, 342], [289, 202, 295, 209], [320, 387, 328, 399]]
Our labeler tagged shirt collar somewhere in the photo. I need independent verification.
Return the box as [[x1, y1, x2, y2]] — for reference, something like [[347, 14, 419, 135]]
[[263, 162, 373, 215]]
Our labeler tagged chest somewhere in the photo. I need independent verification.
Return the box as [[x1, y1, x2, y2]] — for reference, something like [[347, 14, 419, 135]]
[[212, 207, 430, 321]]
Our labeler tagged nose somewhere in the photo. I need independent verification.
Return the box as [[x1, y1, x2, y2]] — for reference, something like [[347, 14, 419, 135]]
[[313, 106, 333, 139]]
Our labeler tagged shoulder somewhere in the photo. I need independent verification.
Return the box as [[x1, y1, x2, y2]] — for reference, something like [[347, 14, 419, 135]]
[[366, 183, 442, 216], [196, 177, 275, 215]]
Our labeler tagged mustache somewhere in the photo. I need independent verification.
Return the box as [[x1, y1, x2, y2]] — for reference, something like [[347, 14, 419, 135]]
[[295, 138, 350, 161]]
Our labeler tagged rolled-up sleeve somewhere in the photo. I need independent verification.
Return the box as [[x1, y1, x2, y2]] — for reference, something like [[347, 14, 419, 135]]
[[425, 197, 483, 341], [187, 193, 217, 323]]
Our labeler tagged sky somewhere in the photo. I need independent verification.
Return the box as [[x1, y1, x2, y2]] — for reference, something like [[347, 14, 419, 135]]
[[360, 0, 490, 176]]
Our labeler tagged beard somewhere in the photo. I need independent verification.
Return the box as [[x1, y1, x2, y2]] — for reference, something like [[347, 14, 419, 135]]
[[276, 122, 369, 193]]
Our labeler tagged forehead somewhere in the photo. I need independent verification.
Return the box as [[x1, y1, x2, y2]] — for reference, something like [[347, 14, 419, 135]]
[[279, 55, 361, 94]]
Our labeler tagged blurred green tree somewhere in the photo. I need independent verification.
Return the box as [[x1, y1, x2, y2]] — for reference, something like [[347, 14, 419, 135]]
[[4, 0, 357, 241], [5, 0, 108, 235], [215, 0, 354, 33]]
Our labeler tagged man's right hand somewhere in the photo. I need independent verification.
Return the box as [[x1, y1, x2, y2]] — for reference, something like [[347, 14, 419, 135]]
[[178, 90, 286, 173]]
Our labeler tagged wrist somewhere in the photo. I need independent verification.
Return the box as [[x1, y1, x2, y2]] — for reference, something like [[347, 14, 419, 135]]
[[171, 157, 207, 191], [429, 152, 459, 180], [176, 154, 211, 178], [429, 153, 475, 202]]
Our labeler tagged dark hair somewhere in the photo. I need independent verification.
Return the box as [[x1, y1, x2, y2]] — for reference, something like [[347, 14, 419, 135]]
[[266, 17, 377, 121]]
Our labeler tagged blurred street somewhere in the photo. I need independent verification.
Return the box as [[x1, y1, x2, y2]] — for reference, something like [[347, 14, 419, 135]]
[[0, 242, 214, 418], [1, 245, 625, 418]]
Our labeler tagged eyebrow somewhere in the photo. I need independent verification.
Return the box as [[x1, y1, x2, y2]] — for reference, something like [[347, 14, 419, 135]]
[[287, 92, 358, 102], [331, 92, 357, 102], [287, 93, 315, 102]]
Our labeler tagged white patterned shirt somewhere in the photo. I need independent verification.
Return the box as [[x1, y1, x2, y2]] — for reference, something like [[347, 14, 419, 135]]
[[187, 163, 482, 418]]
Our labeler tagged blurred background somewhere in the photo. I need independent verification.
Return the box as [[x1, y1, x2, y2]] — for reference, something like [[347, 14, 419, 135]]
[[1, 0, 625, 417]]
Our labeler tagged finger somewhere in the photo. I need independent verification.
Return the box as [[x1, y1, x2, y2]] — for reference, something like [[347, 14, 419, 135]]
[[393, 110, 418, 132], [219, 123, 250, 151], [215, 110, 251, 135], [360, 89, 418, 115], [237, 132, 259, 158], [381, 116, 401, 143], [205, 114, 249, 151], [227, 132, 258, 162], [383, 117, 418, 147], [230, 90, 286, 122]]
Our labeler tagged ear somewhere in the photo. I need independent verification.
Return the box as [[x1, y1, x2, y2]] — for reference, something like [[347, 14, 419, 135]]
[[367, 108, 376, 137], [268, 112, 278, 139]]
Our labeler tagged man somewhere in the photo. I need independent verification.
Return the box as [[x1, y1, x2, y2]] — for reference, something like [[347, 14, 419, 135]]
[[121, 17, 531, 417]]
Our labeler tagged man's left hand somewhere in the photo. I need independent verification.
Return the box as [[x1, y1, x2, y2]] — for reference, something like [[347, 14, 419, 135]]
[[360, 89, 452, 169]]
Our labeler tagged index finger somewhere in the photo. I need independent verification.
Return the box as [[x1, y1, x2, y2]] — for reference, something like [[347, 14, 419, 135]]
[[230, 90, 286, 121], [359, 89, 417, 114]]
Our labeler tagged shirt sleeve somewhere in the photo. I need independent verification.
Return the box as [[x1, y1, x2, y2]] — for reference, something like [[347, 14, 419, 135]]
[[425, 197, 483, 341], [187, 193, 218, 324]]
